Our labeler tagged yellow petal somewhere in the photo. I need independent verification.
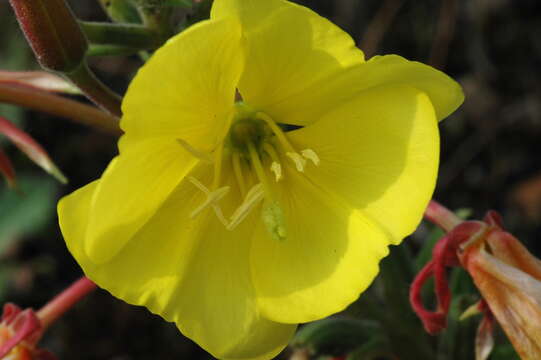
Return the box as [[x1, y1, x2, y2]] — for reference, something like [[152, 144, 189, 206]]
[[58, 180, 99, 262], [212, 0, 364, 126], [169, 211, 296, 360], [211, 0, 288, 28], [288, 85, 439, 244], [358, 55, 463, 121], [120, 17, 243, 152], [263, 54, 463, 126], [60, 162, 295, 360], [251, 169, 390, 323], [84, 138, 198, 264]]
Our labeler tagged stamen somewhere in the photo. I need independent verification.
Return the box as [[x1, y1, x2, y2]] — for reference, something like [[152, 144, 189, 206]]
[[255, 112, 309, 173], [188, 177, 230, 222], [247, 141, 274, 198], [270, 162, 282, 181], [190, 186, 229, 219], [227, 183, 264, 230], [177, 139, 213, 163], [301, 149, 320, 166], [255, 112, 297, 154], [263, 143, 283, 181], [213, 205, 230, 227], [232, 152, 246, 197], [189, 176, 210, 193], [286, 152, 306, 172]]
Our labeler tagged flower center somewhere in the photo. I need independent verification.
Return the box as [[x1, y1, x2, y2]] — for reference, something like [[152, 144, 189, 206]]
[[182, 102, 319, 240]]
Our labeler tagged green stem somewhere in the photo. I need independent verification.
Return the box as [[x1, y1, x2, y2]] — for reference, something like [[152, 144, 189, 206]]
[[65, 61, 122, 116], [87, 44, 143, 57], [0, 82, 121, 135], [80, 21, 163, 49]]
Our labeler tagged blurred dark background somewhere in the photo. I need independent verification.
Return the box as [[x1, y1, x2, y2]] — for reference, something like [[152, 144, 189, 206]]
[[1, 0, 541, 359]]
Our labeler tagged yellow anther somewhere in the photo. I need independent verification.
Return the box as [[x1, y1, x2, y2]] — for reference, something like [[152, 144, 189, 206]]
[[263, 143, 283, 181], [286, 152, 306, 172], [227, 183, 264, 230], [270, 162, 282, 181], [188, 177, 230, 222], [177, 139, 213, 163], [301, 149, 320, 166], [212, 205, 230, 228], [255, 112, 312, 173], [188, 176, 209, 193]]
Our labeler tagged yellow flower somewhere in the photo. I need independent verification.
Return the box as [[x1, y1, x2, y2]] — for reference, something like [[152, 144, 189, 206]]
[[58, 0, 463, 359]]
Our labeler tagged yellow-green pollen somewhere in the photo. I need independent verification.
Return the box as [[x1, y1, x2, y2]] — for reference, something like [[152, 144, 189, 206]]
[[180, 103, 320, 241]]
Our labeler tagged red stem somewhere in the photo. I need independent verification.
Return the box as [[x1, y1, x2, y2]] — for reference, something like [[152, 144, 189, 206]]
[[424, 200, 462, 232], [0, 82, 121, 135], [37, 277, 96, 329]]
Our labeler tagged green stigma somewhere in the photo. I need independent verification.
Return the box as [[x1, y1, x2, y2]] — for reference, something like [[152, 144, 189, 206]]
[[262, 201, 287, 241]]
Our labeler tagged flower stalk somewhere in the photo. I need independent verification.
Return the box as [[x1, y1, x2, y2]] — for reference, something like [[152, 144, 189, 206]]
[[80, 21, 164, 50], [66, 62, 122, 117], [0, 277, 96, 359], [37, 277, 96, 329], [424, 200, 462, 232]]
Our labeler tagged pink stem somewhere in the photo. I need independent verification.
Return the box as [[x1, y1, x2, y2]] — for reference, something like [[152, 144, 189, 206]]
[[424, 200, 462, 232], [36, 277, 96, 329]]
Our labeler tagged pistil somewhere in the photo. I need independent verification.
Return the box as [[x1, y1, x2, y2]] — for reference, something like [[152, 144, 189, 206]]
[[187, 107, 320, 234]]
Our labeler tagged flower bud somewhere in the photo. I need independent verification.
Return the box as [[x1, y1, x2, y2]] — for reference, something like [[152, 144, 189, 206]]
[[8, 0, 88, 72]]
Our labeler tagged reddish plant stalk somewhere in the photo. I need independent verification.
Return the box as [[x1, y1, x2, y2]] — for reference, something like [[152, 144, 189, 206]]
[[424, 200, 462, 232], [37, 277, 96, 330], [0, 82, 121, 135]]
